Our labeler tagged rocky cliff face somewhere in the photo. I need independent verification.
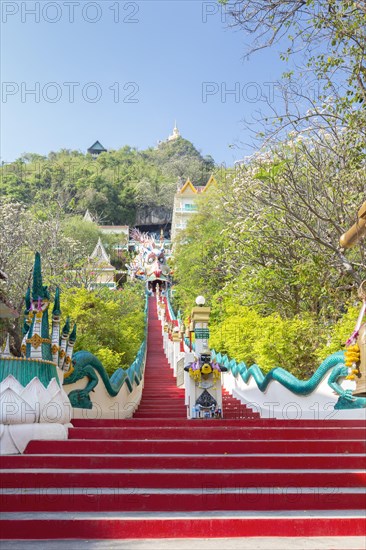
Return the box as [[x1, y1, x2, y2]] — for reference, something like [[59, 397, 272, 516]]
[[135, 206, 172, 226]]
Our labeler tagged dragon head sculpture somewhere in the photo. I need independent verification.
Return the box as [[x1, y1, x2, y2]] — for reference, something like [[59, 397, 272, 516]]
[[128, 229, 171, 291]]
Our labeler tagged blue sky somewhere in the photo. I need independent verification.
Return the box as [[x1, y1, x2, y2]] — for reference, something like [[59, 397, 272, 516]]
[[1, 1, 287, 166]]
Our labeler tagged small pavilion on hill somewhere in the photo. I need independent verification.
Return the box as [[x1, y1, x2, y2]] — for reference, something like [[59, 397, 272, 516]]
[[87, 141, 107, 158]]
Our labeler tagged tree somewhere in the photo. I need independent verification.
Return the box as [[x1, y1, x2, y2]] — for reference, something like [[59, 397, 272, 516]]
[[172, 127, 364, 375], [219, 126, 365, 311], [220, 1, 365, 147], [0, 201, 87, 353], [61, 284, 145, 373], [0, 139, 216, 225], [61, 217, 101, 256], [221, 0, 366, 105], [154, 137, 215, 186]]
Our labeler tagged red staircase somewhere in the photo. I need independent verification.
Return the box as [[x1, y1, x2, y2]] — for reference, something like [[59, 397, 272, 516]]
[[134, 300, 255, 420], [0, 297, 365, 540], [133, 305, 186, 419]]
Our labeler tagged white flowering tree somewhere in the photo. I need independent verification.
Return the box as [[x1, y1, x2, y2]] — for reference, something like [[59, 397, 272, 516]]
[[0, 201, 101, 354]]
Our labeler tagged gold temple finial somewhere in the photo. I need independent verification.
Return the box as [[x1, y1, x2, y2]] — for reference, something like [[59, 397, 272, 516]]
[[340, 201, 366, 249]]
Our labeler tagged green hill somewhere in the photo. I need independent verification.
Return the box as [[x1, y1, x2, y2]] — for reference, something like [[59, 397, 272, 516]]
[[0, 137, 215, 225]]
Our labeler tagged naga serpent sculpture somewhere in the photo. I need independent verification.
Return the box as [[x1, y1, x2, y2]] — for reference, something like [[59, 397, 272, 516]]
[[211, 349, 366, 409], [63, 350, 140, 409]]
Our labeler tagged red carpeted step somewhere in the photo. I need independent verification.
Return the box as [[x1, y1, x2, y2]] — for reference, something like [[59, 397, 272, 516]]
[[132, 417, 189, 420], [1, 453, 364, 470], [2, 490, 365, 514], [2, 470, 365, 490], [24, 438, 365, 455], [67, 426, 365, 440], [71, 418, 366, 427], [135, 405, 186, 410], [134, 407, 186, 412], [1, 512, 365, 539]]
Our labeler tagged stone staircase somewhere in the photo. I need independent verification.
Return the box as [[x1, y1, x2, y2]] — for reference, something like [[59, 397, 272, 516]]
[[0, 297, 365, 539]]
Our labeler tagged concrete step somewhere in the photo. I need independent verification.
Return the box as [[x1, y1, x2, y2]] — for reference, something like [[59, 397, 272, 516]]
[[1, 536, 365, 549]]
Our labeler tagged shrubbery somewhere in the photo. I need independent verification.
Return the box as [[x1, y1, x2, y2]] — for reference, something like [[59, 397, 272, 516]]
[[209, 305, 325, 377], [208, 303, 362, 379], [61, 283, 145, 375]]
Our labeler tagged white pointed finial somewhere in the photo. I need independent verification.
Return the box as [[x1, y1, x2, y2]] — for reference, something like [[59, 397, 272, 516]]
[[1, 334, 12, 357], [167, 121, 180, 141]]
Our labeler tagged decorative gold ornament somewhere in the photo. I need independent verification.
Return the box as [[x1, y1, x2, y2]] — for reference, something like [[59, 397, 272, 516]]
[[201, 363, 213, 375], [63, 365, 74, 379], [27, 334, 41, 348], [59, 349, 66, 358], [51, 344, 59, 354], [345, 343, 361, 380], [26, 334, 51, 348]]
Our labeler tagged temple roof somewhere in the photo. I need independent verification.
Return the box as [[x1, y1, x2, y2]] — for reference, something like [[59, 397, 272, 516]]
[[90, 238, 115, 269], [83, 210, 94, 222], [24, 287, 31, 313], [179, 178, 197, 195], [167, 122, 180, 141], [178, 175, 216, 195], [203, 175, 216, 191], [87, 141, 107, 154]]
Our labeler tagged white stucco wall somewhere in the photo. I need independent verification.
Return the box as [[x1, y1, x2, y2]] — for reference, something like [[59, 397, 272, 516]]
[[64, 371, 143, 420], [223, 371, 366, 420]]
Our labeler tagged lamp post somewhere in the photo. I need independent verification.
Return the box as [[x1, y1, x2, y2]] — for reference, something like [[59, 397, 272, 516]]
[[191, 296, 211, 356]]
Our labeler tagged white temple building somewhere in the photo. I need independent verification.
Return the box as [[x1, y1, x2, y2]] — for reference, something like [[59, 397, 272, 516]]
[[167, 122, 181, 142], [171, 176, 216, 241], [88, 238, 116, 290]]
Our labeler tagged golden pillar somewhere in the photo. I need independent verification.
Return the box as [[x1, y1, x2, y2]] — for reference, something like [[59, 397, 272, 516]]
[[340, 202, 366, 396]]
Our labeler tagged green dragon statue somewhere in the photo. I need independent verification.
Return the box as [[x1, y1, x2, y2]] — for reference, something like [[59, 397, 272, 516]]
[[63, 349, 142, 409], [210, 350, 366, 409]]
